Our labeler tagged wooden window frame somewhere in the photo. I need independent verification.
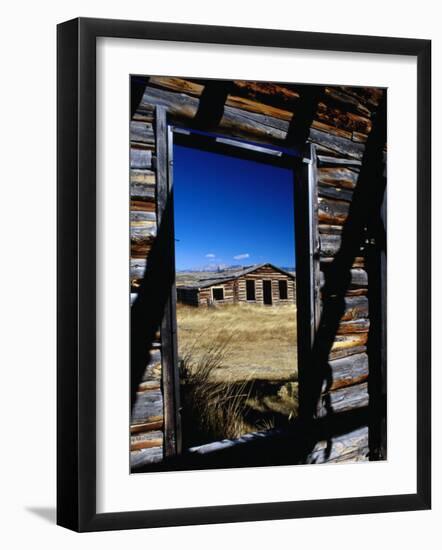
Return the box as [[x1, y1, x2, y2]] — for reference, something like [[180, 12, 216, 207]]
[[156, 106, 320, 457], [211, 286, 225, 301]]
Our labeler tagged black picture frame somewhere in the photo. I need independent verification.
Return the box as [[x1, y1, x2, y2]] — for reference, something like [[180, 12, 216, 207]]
[[57, 17, 431, 532]]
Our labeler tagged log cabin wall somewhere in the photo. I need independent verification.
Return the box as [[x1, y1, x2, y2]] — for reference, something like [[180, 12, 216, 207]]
[[130, 76, 386, 469]]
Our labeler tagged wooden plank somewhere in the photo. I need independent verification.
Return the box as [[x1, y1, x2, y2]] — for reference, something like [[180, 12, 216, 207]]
[[339, 86, 384, 109], [130, 169, 155, 185], [156, 106, 180, 458], [149, 76, 204, 96], [141, 86, 288, 145], [318, 197, 350, 226], [341, 296, 369, 321], [318, 183, 353, 202], [141, 349, 162, 383], [130, 420, 163, 433], [325, 353, 369, 391], [307, 426, 369, 463], [131, 182, 155, 201], [319, 233, 342, 256], [317, 154, 362, 167], [131, 388, 163, 425], [130, 147, 152, 169], [310, 128, 366, 159], [329, 345, 367, 361], [337, 318, 370, 334], [330, 332, 368, 353], [318, 167, 359, 189], [131, 239, 153, 259], [316, 101, 372, 135], [232, 80, 300, 109], [130, 121, 155, 145], [318, 382, 369, 416], [130, 211, 156, 223], [130, 446, 163, 468], [226, 94, 293, 121], [324, 87, 372, 117], [130, 430, 164, 451]]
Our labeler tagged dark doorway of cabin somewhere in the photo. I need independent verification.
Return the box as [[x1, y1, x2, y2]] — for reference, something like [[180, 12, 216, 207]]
[[171, 134, 299, 453], [263, 280, 273, 305]]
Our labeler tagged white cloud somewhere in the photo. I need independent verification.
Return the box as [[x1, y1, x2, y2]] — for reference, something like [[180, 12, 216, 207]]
[[205, 253, 216, 258], [233, 253, 250, 260]]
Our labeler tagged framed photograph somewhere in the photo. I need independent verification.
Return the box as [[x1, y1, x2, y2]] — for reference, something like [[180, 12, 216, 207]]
[[57, 17, 431, 531]]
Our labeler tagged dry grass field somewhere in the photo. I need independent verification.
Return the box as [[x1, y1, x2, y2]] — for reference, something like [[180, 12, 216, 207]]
[[176, 303, 298, 446]]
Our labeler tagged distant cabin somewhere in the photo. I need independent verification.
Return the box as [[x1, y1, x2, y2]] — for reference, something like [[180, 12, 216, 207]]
[[176, 263, 296, 307]]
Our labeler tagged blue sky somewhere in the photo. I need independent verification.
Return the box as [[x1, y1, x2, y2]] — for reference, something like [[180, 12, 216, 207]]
[[173, 144, 296, 271]]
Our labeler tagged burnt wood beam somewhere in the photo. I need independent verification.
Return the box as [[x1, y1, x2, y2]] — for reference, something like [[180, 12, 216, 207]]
[[285, 85, 325, 151], [130, 75, 150, 119], [192, 81, 233, 130]]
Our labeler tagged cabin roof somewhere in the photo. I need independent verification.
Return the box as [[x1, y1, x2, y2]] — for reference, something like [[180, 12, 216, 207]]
[[177, 263, 295, 290]]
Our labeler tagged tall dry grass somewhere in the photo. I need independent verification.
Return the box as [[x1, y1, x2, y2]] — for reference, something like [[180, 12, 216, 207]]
[[177, 303, 298, 446], [179, 336, 255, 446]]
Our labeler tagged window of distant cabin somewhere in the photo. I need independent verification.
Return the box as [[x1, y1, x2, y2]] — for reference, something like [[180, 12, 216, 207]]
[[246, 280, 255, 301], [146, 107, 318, 464], [279, 280, 288, 300], [212, 287, 224, 301]]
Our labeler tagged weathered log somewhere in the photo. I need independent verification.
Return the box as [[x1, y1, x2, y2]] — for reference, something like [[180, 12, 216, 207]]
[[219, 105, 287, 141], [130, 147, 152, 170], [148, 76, 204, 96], [130, 419, 163, 433], [232, 80, 300, 109], [324, 353, 369, 391], [131, 199, 155, 212], [131, 221, 157, 238], [309, 128, 366, 160], [344, 288, 368, 296], [318, 197, 350, 225], [328, 345, 367, 361], [337, 318, 370, 334], [226, 94, 293, 121], [131, 182, 155, 201], [318, 382, 369, 416], [130, 430, 163, 451], [306, 426, 368, 464], [141, 86, 288, 144], [341, 296, 369, 321], [131, 388, 163, 425], [131, 240, 153, 259], [312, 119, 352, 140], [130, 169, 155, 185], [324, 87, 372, 117], [130, 210, 156, 223], [318, 183, 353, 202], [130, 258, 147, 283], [330, 332, 368, 353], [318, 223, 343, 235], [130, 121, 154, 145], [316, 101, 372, 135], [352, 131, 368, 143], [318, 167, 359, 189], [130, 446, 163, 468], [317, 154, 362, 168], [339, 86, 384, 109], [141, 350, 162, 383], [138, 380, 161, 392], [141, 86, 199, 120]]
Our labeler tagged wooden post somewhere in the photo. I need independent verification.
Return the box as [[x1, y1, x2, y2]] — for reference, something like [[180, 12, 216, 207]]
[[156, 106, 181, 457]]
